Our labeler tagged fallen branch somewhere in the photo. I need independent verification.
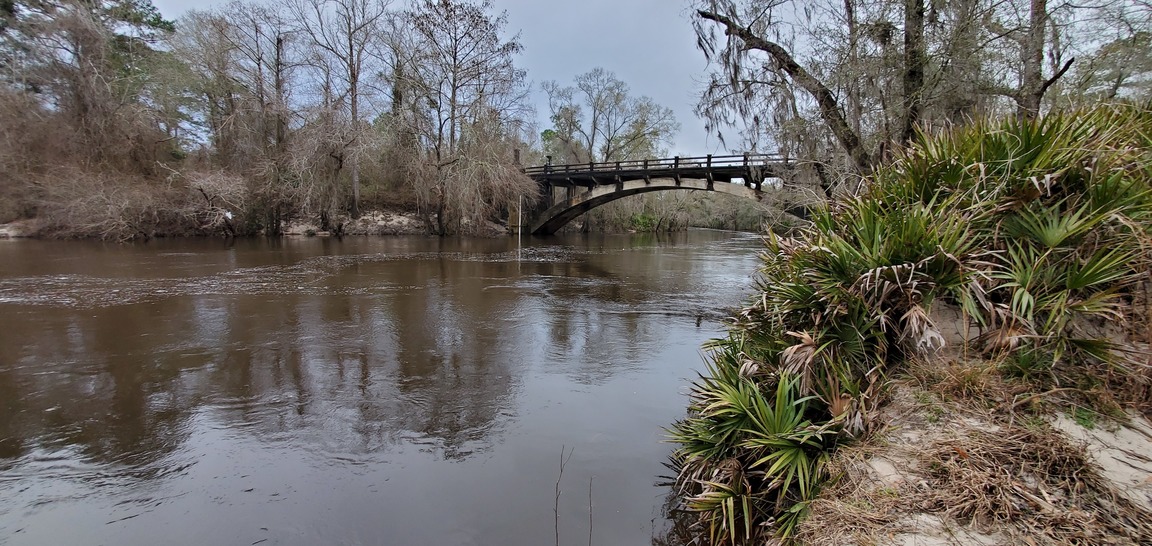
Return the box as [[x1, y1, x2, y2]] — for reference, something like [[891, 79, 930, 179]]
[[1009, 387, 1081, 410]]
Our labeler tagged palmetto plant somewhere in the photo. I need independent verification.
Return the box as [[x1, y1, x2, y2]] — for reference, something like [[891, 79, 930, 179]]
[[872, 103, 1152, 369], [671, 351, 837, 543], [670, 102, 1152, 544]]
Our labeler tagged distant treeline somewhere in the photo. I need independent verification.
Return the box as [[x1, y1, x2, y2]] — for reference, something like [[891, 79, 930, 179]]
[[3, 1, 1147, 239]]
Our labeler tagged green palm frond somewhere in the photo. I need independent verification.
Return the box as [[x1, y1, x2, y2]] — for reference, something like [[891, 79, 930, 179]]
[[1002, 201, 1105, 249], [1064, 247, 1137, 291]]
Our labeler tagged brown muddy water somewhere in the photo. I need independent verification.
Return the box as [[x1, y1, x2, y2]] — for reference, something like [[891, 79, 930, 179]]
[[0, 231, 762, 546]]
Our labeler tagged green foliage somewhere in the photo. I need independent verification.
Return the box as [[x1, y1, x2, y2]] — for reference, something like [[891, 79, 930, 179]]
[[1070, 406, 1098, 429], [630, 213, 657, 231], [671, 103, 1152, 544]]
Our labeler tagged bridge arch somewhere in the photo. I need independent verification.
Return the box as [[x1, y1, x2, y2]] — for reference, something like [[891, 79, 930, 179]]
[[529, 178, 762, 235]]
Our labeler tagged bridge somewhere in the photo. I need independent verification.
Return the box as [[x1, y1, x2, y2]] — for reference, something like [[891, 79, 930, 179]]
[[514, 154, 792, 235]]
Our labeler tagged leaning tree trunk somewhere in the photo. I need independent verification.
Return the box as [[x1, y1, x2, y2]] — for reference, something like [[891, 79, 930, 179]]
[[697, 10, 874, 174]]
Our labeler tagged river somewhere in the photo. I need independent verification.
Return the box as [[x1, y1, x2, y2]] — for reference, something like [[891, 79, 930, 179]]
[[0, 230, 762, 546]]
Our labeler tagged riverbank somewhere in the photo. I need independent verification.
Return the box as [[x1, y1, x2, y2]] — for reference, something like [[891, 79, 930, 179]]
[[0, 209, 509, 240], [668, 104, 1152, 544], [0, 220, 32, 238], [280, 210, 507, 237], [0, 208, 759, 240]]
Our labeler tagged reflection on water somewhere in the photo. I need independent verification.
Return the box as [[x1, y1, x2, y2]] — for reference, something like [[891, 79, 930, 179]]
[[0, 231, 760, 546]]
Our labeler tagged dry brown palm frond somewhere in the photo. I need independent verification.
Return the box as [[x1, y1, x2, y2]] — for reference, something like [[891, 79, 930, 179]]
[[738, 351, 768, 379], [816, 369, 854, 420], [978, 306, 1037, 356], [850, 261, 935, 310], [827, 393, 853, 420], [768, 233, 802, 258], [900, 305, 945, 354], [780, 331, 819, 393]]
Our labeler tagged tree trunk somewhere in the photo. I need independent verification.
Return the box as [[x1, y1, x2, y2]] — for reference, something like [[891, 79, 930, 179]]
[[901, 0, 925, 144], [1018, 0, 1047, 119], [349, 62, 361, 219], [270, 33, 287, 236], [436, 190, 446, 236], [844, 0, 862, 139], [1012, 0, 1075, 119], [350, 158, 361, 218]]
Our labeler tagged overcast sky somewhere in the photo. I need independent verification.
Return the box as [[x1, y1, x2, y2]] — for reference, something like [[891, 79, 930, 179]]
[[150, 0, 726, 157]]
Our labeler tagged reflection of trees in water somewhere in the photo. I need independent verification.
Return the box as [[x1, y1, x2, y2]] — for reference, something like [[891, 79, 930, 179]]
[[0, 244, 530, 472], [0, 299, 199, 477], [0, 232, 751, 475], [522, 237, 728, 386], [192, 248, 523, 459], [540, 305, 650, 385], [0, 368, 27, 463], [385, 252, 519, 459]]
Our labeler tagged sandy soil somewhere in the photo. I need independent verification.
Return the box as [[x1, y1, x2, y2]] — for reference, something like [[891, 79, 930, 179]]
[[0, 210, 511, 239], [283, 210, 430, 237]]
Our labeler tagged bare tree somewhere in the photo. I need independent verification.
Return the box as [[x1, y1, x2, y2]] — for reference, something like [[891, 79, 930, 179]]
[[689, 0, 1148, 179], [541, 67, 679, 164], [171, 3, 304, 232], [541, 68, 685, 232], [396, 0, 534, 235], [977, 0, 1074, 119], [291, 0, 390, 218]]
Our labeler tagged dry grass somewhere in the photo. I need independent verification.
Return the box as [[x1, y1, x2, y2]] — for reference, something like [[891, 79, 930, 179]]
[[901, 356, 1025, 412], [26, 168, 253, 240], [795, 446, 910, 545], [795, 375, 1152, 546], [916, 425, 1152, 545], [901, 345, 1152, 423]]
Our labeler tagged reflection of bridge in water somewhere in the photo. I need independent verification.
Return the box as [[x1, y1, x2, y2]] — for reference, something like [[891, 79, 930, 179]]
[[516, 154, 792, 235]]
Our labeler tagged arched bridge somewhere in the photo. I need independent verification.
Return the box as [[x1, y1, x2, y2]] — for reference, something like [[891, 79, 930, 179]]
[[516, 154, 791, 235]]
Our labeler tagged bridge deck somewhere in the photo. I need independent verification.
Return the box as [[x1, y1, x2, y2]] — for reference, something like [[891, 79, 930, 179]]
[[523, 154, 788, 187]]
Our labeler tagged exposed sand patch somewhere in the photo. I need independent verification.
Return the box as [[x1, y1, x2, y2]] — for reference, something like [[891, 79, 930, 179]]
[[343, 210, 428, 235], [0, 219, 38, 238], [282, 210, 430, 236], [282, 210, 507, 236], [1051, 413, 1152, 512]]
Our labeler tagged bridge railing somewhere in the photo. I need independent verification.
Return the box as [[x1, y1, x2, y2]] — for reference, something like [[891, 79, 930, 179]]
[[522, 153, 785, 176]]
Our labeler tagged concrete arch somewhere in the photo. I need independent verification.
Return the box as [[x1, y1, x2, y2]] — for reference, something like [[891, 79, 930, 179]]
[[529, 178, 762, 235]]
